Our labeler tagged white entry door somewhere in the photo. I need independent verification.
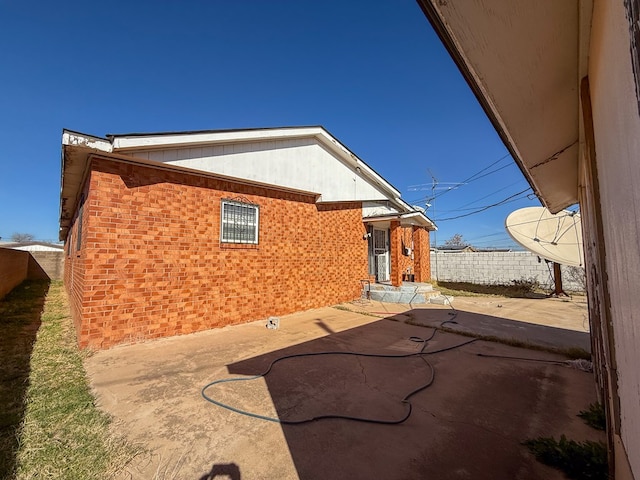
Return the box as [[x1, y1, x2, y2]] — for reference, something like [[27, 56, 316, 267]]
[[373, 228, 390, 282]]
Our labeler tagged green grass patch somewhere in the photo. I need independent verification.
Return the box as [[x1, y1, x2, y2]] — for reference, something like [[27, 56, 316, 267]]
[[333, 305, 351, 312], [0, 280, 49, 478], [524, 435, 608, 480], [578, 403, 606, 431], [333, 304, 383, 318], [5, 280, 138, 479]]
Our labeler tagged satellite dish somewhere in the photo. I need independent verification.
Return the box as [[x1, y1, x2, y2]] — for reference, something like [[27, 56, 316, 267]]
[[505, 207, 583, 267]]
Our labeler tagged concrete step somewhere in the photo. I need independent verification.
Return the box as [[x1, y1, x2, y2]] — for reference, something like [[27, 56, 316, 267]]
[[368, 290, 427, 304], [368, 282, 434, 293], [402, 282, 435, 293], [363, 282, 438, 304]]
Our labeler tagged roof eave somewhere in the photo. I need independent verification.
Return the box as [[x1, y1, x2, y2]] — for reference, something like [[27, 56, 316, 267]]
[[416, 0, 586, 213], [364, 211, 437, 230]]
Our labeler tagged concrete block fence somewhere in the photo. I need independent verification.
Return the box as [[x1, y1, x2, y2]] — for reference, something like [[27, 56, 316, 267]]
[[430, 250, 585, 292], [0, 248, 62, 299]]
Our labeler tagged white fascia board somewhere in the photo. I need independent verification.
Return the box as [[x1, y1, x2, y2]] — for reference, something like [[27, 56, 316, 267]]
[[394, 196, 417, 212], [111, 127, 326, 150], [314, 130, 402, 199], [363, 214, 402, 222], [363, 211, 436, 230], [401, 212, 437, 229], [62, 130, 112, 152]]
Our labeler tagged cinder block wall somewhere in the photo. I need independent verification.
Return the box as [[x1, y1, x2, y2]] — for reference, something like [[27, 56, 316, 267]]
[[0, 248, 30, 299], [431, 251, 585, 291], [29, 251, 64, 279], [65, 159, 368, 349]]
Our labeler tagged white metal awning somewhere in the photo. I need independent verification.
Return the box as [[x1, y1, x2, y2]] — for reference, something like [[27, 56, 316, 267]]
[[363, 211, 436, 229]]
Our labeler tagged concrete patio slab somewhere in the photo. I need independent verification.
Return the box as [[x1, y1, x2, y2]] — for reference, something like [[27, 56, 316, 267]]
[[345, 295, 590, 351], [85, 299, 601, 479]]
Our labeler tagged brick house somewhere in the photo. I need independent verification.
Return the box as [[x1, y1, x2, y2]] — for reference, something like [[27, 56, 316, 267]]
[[60, 127, 435, 349]]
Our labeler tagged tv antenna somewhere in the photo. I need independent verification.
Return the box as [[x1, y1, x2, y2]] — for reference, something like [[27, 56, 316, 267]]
[[407, 170, 466, 281]]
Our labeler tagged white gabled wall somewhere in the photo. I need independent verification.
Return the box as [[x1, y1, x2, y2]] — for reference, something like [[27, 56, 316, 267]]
[[130, 137, 390, 203], [589, 1, 640, 477]]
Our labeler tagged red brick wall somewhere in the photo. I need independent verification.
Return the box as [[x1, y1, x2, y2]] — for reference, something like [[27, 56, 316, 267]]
[[68, 159, 368, 349], [64, 181, 91, 337], [413, 227, 430, 282], [389, 222, 431, 286]]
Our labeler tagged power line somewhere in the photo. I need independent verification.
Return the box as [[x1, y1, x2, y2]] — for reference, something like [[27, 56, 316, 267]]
[[429, 153, 512, 202], [456, 152, 511, 184], [436, 188, 531, 221], [437, 188, 533, 215], [466, 232, 511, 241], [405, 152, 513, 205], [453, 180, 526, 210], [471, 238, 514, 245]]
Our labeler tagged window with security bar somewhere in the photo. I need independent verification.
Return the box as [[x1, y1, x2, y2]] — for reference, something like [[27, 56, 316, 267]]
[[221, 199, 259, 244]]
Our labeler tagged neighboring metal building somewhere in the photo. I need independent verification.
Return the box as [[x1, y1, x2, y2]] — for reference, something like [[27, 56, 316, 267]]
[[417, 1, 640, 478]]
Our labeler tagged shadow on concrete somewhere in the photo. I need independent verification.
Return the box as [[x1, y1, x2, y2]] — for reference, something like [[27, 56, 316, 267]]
[[399, 307, 591, 353], [314, 319, 336, 335], [0, 280, 49, 479], [227, 313, 597, 480], [199, 462, 241, 480]]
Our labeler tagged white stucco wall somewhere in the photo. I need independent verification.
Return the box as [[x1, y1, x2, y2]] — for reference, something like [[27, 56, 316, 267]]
[[589, 1, 640, 476]]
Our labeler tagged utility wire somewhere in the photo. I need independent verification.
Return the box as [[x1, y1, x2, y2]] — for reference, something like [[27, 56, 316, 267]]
[[453, 180, 527, 210], [461, 153, 512, 183], [436, 188, 531, 221], [439, 201, 526, 213], [428, 154, 512, 202], [405, 153, 513, 205], [504, 211, 578, 228], [466, 232, 511, 241]]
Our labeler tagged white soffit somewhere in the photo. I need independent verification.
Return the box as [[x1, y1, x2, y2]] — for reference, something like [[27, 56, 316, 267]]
[[420, 0, 583, 212]]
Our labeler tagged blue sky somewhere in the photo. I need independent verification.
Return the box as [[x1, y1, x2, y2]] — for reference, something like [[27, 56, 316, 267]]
[[0, 0, 539, 247]]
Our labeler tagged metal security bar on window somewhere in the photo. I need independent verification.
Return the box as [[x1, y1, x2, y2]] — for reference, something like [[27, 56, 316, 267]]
[[221, 199, 259, 244]]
